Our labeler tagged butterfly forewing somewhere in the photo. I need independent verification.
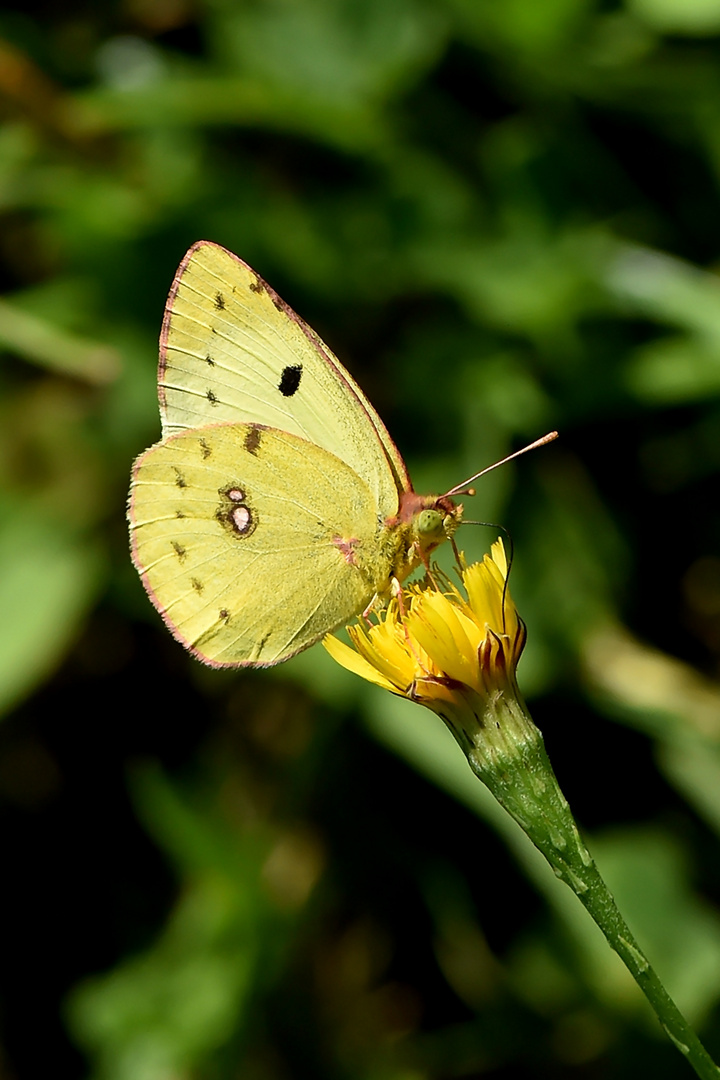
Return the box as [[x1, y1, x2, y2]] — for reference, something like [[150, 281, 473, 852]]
[[130, 423, 387, 666], [159, 241, 410, 521]]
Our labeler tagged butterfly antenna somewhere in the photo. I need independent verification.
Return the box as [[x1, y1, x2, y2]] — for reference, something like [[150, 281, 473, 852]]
[[459, 520, 515, 634], [442, 431, 558, 499], [497, 523, 515, 634]]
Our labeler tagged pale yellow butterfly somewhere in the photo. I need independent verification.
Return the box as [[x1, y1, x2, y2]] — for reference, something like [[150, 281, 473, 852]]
[[129, 241, 517, 668]]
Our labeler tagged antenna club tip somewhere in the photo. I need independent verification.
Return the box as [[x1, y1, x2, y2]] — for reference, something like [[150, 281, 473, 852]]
[[441, 430, 558, 499]]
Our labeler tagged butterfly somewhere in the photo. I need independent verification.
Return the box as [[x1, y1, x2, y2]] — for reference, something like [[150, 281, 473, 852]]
[[128, 241, 470, 668]]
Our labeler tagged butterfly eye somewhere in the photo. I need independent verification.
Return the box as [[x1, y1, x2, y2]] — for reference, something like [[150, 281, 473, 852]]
[[416, 508, 445, 544]]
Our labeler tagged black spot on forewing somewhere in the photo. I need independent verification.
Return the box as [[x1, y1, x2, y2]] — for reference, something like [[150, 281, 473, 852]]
[[173, 467, 187, 488], [205, 354, 215, 366], [279, 364, 303, 397], [214, 292, 226, 310], [244, 426, 261, 455], [191, 578, 204, 594], [207, 389, 218, 405], [199, 438, 211, 459], [171, 540, 186, 562], [249, 277, 263, 293], [219, 608, 230, 621]]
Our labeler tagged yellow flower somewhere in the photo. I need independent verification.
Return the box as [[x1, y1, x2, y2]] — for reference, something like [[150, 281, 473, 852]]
[[324, 540, 526, 739], [330, 539, 720, 1079]]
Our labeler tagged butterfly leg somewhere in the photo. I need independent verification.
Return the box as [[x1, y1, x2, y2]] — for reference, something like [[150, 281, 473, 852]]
[[413, 542, 441, 589], [390, 577, 435, 677], [450, 535, 464, 570], [361, 593, 381, 626], [390, 575, 406, 616]]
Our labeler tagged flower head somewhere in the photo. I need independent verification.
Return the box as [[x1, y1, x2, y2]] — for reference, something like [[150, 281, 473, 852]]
[[324, 540, 526, 749]]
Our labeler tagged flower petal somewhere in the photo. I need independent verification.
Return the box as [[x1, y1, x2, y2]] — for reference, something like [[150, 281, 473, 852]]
[[464, 550, 513, 636], [406, 591, 477, 686], [324, 539, 525, 710], [349, 618, 418, 690], [323, 634, 398, 692]]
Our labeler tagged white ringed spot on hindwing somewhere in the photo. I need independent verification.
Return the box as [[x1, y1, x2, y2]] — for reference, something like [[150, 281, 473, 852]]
[[216, 484, 257, 539]]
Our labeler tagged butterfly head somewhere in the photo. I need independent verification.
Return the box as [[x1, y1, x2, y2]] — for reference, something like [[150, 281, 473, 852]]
[[396, 490, 463, 560]]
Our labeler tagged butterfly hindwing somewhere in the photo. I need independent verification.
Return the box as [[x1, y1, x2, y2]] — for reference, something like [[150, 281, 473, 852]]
[[129, 423, 388, 667], [158, 241, 410, 520]]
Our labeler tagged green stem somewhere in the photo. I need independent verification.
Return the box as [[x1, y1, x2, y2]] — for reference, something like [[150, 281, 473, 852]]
[[460, 689, 720, 1080]]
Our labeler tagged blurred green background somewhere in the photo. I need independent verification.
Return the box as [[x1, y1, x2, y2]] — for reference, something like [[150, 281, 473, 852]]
[[1, 0, 720, 1077]]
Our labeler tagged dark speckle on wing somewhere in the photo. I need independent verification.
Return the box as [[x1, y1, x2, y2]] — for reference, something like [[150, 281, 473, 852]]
[[244, 426, 261, 455]]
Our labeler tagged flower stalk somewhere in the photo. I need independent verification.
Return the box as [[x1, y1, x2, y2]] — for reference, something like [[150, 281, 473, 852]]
[[468, 689, 719, 1079], [325, 543, 720, 1079]]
